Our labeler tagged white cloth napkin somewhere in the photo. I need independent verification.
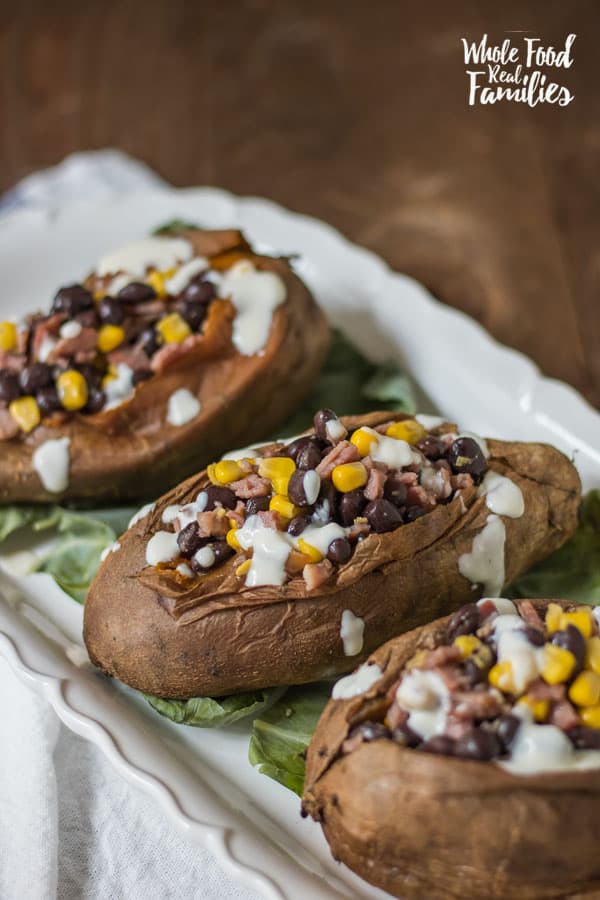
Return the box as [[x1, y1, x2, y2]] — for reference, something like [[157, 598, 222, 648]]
[[0, 152, 258, 900]]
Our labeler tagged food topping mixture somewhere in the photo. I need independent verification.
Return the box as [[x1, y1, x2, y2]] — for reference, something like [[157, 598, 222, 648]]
[[143, 408, 504, 593], [342, 599, 600, 774], [0, 235, 286, 438]]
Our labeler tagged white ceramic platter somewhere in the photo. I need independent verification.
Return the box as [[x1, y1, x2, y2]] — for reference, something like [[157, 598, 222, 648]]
[[1, 187, 599, 900]]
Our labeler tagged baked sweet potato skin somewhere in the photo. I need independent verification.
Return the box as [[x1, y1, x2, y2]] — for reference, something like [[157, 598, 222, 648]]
[[303, 602, 600, 900], [0, 229, 330, 502], [83, 412, 581, 698]]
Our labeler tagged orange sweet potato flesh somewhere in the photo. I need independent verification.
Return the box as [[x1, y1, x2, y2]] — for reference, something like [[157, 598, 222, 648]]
[[0, 229, 330, 502], [83, 412, 580, 698], [303, 600, 600, 900]]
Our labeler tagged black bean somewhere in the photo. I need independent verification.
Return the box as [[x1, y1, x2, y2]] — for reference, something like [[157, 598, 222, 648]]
[[85, 387, 106, 414], [204, 485, 237, 510], [405, 506, 426, 522], [287, 515, 309, 536], [19, 363, 52, 394], [364, 499, 403, 533], [314, 480, 336, 524], [180, 300, 207, 331], [132, 368, 154, 386], [524, 625, 546, 647], [568, 727, 600, 750], [285, 436, 313, 462], [496, 714, 521, 752], [75, 364, 103, 389], [296, 441, 322, 471], [447, 603, 481, 641], [454, 727, 501, 761], [36, 385, 61, 416], [552, 625, 586, 673], [463, 658, 486, 686], [391, 722, 421, 748], [52, 284, 94, 316], [75, 308, 100, 328], [181, 279, 214, 305], [210, 540, 235, 566], [384, 475, 407, 507], [416, 436, 447, 461], [327, 538, 352, 565], [141, 327, 160, 356], [420, 735, 456, 756], [117, 282, 157, 303], [337, 489, 365, 526], [288, 470, 319, 507], [98, 296, 124, 325], [313, 408, 338, 443], [245, 495, 271, 516], [0, 370, 21, 403], [448, 437, 487, 480], [177, 522, 204, 557], [351, 721, 389, 742]]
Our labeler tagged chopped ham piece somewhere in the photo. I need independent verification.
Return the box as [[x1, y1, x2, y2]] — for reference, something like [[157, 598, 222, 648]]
[[196, 509, 229, 538], [32, 314, 65, 359], [452, 690, 504, 721], [303, 559, 334, 590], [421, 646, 463, 669], [406, 484, 436, 510], [347, 521, 370, 541], [364, 467, 387, 500], [229, 474, 271, 498], [316, 441, 359, 478], [0, 352, 26, 373], [451, 473, 474, 490], [526, 679, 566, 703], [550, 700, 581, 731], [0, 407, 19, 440], [518, 599, 545, 631], [47, 326, 98, 364], [108, 344, 150, 371], [444, 715, 477, 741], [420, 465, 452, 500], [227, 501, 246, 527], [385, 703, 409, 732], [257, 510, 283, 530]]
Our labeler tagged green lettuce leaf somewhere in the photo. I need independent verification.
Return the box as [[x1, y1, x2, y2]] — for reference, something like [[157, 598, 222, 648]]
[[248, 684, 331, 795], [145, 689, 279, 728], [509, 490, 600, 604], [153, 219, 202, 235]]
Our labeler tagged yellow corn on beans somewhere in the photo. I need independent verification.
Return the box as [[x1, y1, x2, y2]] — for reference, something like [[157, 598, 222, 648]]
[[258, 457, 296, 495], [350, 428, 378, 458], [0, 321, 17, 352], [385, 419, 427, 445], [560, 608, 593, 639], [586, 636, 600, 675], [297, 539, 323, 563], [156, 312, 191, 344], [488, 660, 515, 693], [518, 696, 550, 723], [453, 635, 481, 658], [57, 369, 88, 411], [226, 528, 241, 551], [8, 396, 41, 433], [405, 651, 427, 670], [545, 602, 564, 634], [581, 705, 600, 729], [235, 559, 252, 577], [331, 461, 368, 493], [569, 670, 600, 707], [146, 269, 173, 299], [269, 494, 300, 520], [97, 324, 126, 353], [542, 643, 577, 685], [211, 460, 244, 484]]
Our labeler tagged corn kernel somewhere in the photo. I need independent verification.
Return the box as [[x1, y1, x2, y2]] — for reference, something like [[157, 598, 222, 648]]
[[586, 637, 600, 675], [560, 608, 593, 639], [569, 670, 600, 707], [350, 428, 378, 458], [97, 324, 126, 353], [405, 650, 427, 670], [0, 321, 17, 352], [235, 559, 251, 577], [8, 396, 40, 433], [146, 270, 168, 298], [331, 461, 368, 493], [269, 494, 300, 521], [453, 635, 481, 658], [258, 457, 296, 495], [581, 705, 600, 729], [156, 313, 191, 344], [385, 420, 427, 445], [56, 369, 88, 411], [488, 660, 515, 693], [518, 696, 550, 723], [297, 539, 323, 563], [226, 528, 241, 551], [212, 460, 244, 485], [542, 643, 577, 685], [545, 602, 563, 634]]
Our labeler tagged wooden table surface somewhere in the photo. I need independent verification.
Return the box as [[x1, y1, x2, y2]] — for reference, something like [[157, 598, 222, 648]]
[[1, 1, 598, 404]]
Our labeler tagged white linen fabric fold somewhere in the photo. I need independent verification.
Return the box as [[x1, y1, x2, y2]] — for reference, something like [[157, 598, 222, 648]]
[[0, 152, 258, 900]]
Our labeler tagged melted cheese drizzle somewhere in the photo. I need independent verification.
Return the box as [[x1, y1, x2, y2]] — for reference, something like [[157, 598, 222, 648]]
[[167, 388, 201, 426], [396, 670, 451, 740], [332, 662, 384, 700], [415, 414, 446, 429], [128, 502, 156, 529], [478, 471, 524, 518], [104, 363, 134, 409], [164, 257, 208, 295], [364, 428, 421, 468], [340, 610, 365, 656], [218, 260, 286, 355], [97, 237, 193, 278], [458, 514, 506, 596], [499, 707, 600, 775], [32, 437, 71, 493]]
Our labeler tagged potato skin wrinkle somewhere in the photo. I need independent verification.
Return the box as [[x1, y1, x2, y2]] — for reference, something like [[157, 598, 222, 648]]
[[0, 228, 330, 502], [303, 601, 600, 900], [84, 412, 580, 700]]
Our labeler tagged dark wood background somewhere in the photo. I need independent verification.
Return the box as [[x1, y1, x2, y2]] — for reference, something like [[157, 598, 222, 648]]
[[1, 1, 598, 403]]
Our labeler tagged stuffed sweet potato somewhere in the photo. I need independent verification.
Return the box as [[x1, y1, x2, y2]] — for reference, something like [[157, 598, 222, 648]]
[[303, 598, 600, 899], [83, 409, 580, 698], [0, 227, 329, 501]]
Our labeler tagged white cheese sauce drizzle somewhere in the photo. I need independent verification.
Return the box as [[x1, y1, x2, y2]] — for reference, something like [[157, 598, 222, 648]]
[[164, 257, 208, 295], [499, 707, 600, 775], [167, 388, 201, 426], [363, 428, 421, 468], [193, 546, 216, 569], [59, 320, 82, 340], [415, 414, 446, 430], [104, 363, 134, 409], [145, 531, 180, 566], [217, 260, 286, 356], [332, 662, 384, 700], [478, 470, 524, 518], [38, 335, 57, 362], [458, 513, 506, 597], [340, 609, 365, 656], [395, 669, 451, 740], [100, 541, 121, 563], [32, 437, 71, 493], [97, 237, 193, 278], [128, 502, 156, 529]]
